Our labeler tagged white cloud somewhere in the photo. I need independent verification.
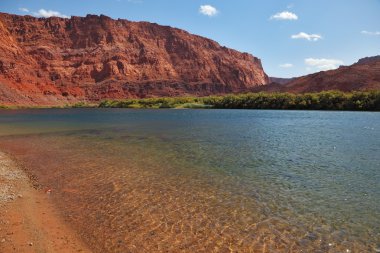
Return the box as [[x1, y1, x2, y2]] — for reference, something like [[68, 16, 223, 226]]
[[361, 30, 380, 36], [305, 58, 343, 71], [33, 9, 69, 18], [279, 63, 293, 68], [270, 11, 298, 20], [19, 7, 29, 13], [291, 32, 322, 41], [199, 5, 218, 17]]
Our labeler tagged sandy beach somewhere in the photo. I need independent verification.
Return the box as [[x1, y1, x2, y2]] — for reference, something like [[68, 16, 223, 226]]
[[0, 151, 91, 253]]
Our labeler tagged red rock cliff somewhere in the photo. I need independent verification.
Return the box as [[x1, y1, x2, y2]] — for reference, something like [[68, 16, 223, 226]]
[[0, 13, 268, 105]]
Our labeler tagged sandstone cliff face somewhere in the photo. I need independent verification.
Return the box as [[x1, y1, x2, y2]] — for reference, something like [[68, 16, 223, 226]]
[[0, 13, 268, 105]]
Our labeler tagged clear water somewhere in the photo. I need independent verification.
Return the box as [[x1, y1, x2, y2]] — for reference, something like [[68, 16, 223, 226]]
[[0, 109, 379, 252]]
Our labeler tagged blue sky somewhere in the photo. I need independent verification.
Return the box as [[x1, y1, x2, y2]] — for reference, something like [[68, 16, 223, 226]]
[[1, 0, 379, 78]]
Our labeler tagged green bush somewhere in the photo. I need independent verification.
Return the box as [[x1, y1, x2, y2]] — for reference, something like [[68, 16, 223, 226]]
[[209, 91, 380, 111]]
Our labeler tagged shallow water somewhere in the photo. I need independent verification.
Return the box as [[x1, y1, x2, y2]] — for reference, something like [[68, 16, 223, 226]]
[[0, 109, 379, 252]]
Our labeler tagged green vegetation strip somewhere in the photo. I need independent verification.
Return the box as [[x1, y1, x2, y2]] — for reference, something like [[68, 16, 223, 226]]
[[1, 91, 379, 110], [99, 91, 380, 111]]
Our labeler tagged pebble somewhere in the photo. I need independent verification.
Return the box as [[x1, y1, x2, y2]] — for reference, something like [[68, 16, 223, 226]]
[[1, 238, 5, 243], [18, 194, 23, 198], [29, 242, 33, 246]]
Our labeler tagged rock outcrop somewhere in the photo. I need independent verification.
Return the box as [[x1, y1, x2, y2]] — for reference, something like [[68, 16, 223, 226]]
[[0, 13, 268, 105]]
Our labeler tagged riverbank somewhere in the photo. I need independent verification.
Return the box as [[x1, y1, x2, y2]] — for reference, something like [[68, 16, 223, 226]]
[[0, 152, 91, 253], [1, 91, 380, 111]]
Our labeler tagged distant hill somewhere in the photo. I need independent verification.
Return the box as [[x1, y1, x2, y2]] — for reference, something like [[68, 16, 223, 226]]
[[269, 77, 296, 85], [357, 56, 380, 65], [255, 56, 380, 93], [283, 56, 380, 92]]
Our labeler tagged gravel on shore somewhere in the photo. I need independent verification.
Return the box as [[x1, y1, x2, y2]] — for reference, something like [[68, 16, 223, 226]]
[[0, 152, 27, 204]]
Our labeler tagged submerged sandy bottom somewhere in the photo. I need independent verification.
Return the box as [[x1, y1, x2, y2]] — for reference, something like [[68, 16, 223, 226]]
[[0, 134, 378, 253]]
